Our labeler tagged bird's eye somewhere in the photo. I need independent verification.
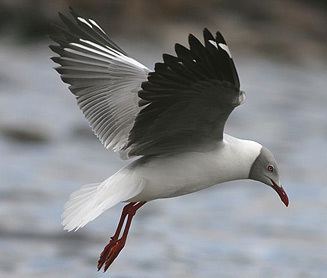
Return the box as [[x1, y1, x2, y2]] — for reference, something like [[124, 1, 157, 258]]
[[267, 165, 274, 172]]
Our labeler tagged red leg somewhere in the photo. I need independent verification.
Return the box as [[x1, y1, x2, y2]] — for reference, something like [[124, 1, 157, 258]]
[[97, 201, 146, 272], [97, 202, 135, 270]]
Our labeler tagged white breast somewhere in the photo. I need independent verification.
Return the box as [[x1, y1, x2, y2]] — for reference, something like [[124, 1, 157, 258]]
[[128, 134, 262, 202]]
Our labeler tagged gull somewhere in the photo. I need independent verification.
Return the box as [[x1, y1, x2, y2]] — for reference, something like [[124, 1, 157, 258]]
[[50, 8, 289, 272]]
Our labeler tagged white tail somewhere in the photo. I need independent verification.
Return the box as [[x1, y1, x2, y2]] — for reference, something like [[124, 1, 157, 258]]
[[62, 170, 145, 231]]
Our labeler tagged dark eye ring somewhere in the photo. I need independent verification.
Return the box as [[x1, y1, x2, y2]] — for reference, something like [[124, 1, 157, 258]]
[[267, 165, 274, 172]]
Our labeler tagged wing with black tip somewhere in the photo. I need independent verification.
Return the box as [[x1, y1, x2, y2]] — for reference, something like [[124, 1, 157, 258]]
[[125, 29, 244, 156], [50, 8, 150, 158]]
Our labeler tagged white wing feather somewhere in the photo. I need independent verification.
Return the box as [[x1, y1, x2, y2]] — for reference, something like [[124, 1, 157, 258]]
[[51, 12, 150, 159]]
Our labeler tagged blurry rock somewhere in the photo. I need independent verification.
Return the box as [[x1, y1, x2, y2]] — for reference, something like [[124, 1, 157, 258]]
[[0, 125, 50, 144]]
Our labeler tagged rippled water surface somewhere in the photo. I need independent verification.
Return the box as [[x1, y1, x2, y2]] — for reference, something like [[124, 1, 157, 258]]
[[0, 43, 326, 278]]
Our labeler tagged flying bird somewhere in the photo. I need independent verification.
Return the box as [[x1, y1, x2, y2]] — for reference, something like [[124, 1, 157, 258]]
[[50, 8, 289, 272]]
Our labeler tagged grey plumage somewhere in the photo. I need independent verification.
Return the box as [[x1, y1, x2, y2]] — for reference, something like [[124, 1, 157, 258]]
[[249, 146, 279, 185]]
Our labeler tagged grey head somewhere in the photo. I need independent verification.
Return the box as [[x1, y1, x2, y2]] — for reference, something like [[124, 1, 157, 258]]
[[249, 147, 289, 207]]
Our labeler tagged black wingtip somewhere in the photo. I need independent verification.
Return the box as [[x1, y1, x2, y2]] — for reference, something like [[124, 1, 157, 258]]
[[162, 53, 180, 64], [188, 33, 197, 44], [188, 33, 204, 50], [49, 44, 63, 55], [174, 43, 184, 53], [50, 56, 61, 64], [203, 28, 214, 41], [175, 43, 192, 60], [203, 28, 215, 48], [215, 31, 227, 44]]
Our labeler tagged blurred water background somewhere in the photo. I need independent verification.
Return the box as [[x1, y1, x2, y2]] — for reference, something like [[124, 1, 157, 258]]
[[0, 1, 327, 277]]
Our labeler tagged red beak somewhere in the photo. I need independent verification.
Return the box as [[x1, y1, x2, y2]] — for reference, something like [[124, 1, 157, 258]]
[[270, 178, 289, 207]]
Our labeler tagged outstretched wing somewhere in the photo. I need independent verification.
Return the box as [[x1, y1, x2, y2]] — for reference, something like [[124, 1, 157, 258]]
[[50, 8, 150, 158], [125, 29, 245, 157]]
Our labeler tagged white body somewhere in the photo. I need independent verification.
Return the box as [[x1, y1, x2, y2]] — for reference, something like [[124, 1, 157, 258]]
[[62, 134, 262, 231], [129, 135, 261, 201]]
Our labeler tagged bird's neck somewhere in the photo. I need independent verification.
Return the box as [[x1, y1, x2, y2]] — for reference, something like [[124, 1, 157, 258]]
[[218, 134, 262, 182]]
